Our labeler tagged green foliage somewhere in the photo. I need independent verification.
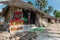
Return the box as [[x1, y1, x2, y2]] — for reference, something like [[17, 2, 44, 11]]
[[48, 6, 53, 13], [30, 27, 45, 32], [45, 6, 53, 14], [35, 0, 48, 10], [53, 10, 57, 14], [27, 0, 53, 15], [27, 0, 48, 10], [53, 10, 60, 18]]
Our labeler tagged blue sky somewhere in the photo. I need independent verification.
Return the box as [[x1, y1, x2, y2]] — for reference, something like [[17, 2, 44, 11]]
[[48, 0, 60, 11], [0, 0, 60, 16], [0, 4, 6, 12], [48, 0, 60, 16], [23, 0, 60, 10]]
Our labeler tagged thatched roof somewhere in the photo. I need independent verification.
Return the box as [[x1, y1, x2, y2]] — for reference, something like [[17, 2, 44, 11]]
[[0, 0, 36, 10], [42, 15, 60, 21], [36, 9, 60, 20], [0, 0, 60, 21], [36, 9, 49, 16], [0, 0, 48, 15]]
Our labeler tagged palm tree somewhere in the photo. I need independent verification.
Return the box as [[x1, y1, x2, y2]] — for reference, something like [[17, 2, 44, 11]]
[[45, 6, 53, 15], [53, 10, 57, 15], [48, 6, 53, 13], [27, 0, 48, 11], [53, 10, 60, 18], [35, 0, 48, 10]]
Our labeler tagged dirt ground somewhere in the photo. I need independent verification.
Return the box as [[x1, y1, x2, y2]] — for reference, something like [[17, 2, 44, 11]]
[[0, 31, 60, 40], [37, 31, 60, 40]]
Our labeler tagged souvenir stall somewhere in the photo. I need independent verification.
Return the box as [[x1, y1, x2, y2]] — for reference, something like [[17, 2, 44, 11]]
[[9, 10, 24, 33], [2, 6, 37, 33], [0, 0, 48, 33], [9, 9, 36, 33]]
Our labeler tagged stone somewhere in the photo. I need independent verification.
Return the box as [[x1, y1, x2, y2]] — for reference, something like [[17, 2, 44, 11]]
[[15, 37, 20, 40]]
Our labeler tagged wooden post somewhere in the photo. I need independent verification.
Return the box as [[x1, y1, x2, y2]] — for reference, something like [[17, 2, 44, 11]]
[[28, 13, 30, 24]]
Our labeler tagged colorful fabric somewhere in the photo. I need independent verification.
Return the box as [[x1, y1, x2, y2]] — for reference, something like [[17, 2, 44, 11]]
[[14, 11, 22, 20], [14, 12, 22, 14], [21, 17, 28, 21]]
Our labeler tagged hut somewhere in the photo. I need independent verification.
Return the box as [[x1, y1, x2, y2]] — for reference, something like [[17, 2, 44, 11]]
[[0, 0, 35, 23], [0, 0, 47, 26], [0, 0, 60, 28]]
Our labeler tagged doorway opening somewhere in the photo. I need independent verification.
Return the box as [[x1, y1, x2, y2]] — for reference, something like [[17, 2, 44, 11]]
[[23, 9, 36, 24], [48, 18, 51, 23]]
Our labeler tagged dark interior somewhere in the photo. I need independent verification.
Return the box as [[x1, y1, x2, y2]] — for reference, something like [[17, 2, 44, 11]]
[[12, 9, 36, 24], [48, 18, 51, 23], [23, 9, 36, 24]]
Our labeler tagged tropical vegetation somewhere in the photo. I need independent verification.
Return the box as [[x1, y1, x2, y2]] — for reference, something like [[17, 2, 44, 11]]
[[28, 0, 53, 15], [53, 10, 60, 18], [28, 0, 60, 18]]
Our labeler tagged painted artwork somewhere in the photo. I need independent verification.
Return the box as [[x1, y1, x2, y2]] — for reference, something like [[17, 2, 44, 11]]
[[9, 11, 24, 33], [13, 11, 23, 20]]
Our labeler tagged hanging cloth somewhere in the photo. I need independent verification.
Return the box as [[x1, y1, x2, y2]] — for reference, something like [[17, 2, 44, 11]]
[[14, 11, 23, 21]]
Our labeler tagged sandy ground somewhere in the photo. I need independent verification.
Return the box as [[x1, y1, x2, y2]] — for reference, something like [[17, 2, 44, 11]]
[[0, 31, 60, 40], [37, 32, 60, 40]]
